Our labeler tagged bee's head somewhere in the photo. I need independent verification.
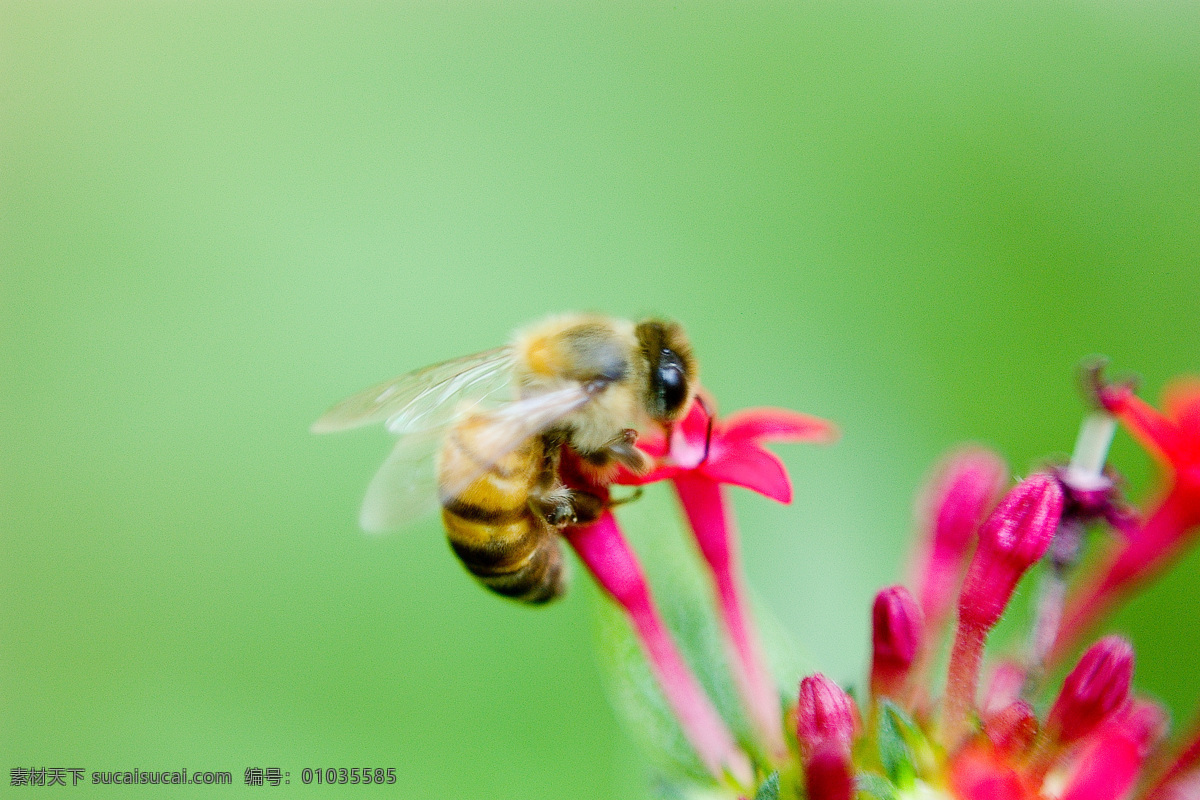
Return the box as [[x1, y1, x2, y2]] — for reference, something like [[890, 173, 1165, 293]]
[[635, 319, 697, 423]]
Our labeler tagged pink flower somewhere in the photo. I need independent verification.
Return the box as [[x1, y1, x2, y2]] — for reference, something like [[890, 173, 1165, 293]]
[[555, 363, 1200, 800], [617, 397, 836, 759], [622, 396, 838, 501], [1056, 376, 1200, 659]]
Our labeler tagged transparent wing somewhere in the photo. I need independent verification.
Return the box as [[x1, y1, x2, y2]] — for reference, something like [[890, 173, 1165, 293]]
[[358, 428, 444, 533], [357, 384, 595, 531], [311, 347, 515, 434], [436, 384, 593, 502]]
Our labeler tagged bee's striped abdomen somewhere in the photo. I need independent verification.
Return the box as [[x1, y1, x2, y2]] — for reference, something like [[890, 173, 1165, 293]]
[[442, 511, 565, 604], [437, 416, 566, 604]]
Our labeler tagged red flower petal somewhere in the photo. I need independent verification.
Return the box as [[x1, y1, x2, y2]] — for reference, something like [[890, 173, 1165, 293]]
[[1114, 393, 1184, 467], [676, 398, 714, 444], [702, 442, 793, 503], [633, 427, 670, 459], [724, 407, 838, 444], [1164, 379, 1200, 459], [615, 462, 681, 486]]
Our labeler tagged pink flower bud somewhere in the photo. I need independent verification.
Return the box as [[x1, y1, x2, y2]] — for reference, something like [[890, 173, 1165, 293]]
[[942, 475, 1064, 744], [916, 448, 1008, 627], [1049, 636, 1135, 745], [797, 674, 858, 753], [959, 474, 1064, 630], [870, 585, 923, 701], [804, 744, 855, 800]]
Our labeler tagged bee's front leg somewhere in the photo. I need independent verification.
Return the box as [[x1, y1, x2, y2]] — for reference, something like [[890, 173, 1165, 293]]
[[602, 428, 652, 475]]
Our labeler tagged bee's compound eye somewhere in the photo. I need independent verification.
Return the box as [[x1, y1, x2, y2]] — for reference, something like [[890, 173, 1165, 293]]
[[656, 349, 688, 417]]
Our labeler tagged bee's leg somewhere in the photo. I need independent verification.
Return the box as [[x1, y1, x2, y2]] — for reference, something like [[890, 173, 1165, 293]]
[[601, 428, 652, 475], [607, 486, 644, 508], [528, 484, 578, 528], [528, 436, 580, 527], [569, 490, 607, 526], [529, 484, 619, 527]]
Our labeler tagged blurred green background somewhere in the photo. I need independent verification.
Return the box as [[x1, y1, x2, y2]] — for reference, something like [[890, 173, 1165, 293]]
[[3, 2, 1199, 797]]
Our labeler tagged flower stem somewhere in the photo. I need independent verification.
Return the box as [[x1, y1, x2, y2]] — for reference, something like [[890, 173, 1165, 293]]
[[674, 474, 788, 761], [565, 511, 753, 786], [942, 620, 986, 745]]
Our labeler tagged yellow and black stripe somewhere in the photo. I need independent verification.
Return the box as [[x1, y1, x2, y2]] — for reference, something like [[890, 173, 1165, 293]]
[[437, 416, 566, 604]]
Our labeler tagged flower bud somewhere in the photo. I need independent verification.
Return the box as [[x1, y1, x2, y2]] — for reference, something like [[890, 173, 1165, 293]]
[[1048, 636, 1134, 745], [797, 674, 858, 753], [916, 448, 1008, 626], [804, 744, 855, 800], [942, 475, 1064, 743], [870, 585, 923, 701], [959, 473, 1064, 631]]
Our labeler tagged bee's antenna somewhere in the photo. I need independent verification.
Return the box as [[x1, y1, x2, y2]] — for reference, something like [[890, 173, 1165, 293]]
[[695, 395, 714, 465]]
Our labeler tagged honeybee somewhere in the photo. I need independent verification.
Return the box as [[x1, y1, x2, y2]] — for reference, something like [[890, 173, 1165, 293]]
[[312, 314, 698, 604]]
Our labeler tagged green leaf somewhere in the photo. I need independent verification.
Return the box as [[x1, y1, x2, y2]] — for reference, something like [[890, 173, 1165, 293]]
[[876, 703, 917, 788], [854, 772, 897, 800], [753, 771, 780, 800]]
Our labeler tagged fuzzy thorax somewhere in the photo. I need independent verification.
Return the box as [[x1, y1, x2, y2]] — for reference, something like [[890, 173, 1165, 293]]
[[510, 314, 651, 453]]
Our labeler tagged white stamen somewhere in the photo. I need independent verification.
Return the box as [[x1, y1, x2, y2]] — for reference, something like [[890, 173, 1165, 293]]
[[1065, 412, 1117, 491]]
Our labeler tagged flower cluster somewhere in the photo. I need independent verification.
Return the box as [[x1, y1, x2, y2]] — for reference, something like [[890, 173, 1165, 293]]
[[559, 367, 1200, 800]]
